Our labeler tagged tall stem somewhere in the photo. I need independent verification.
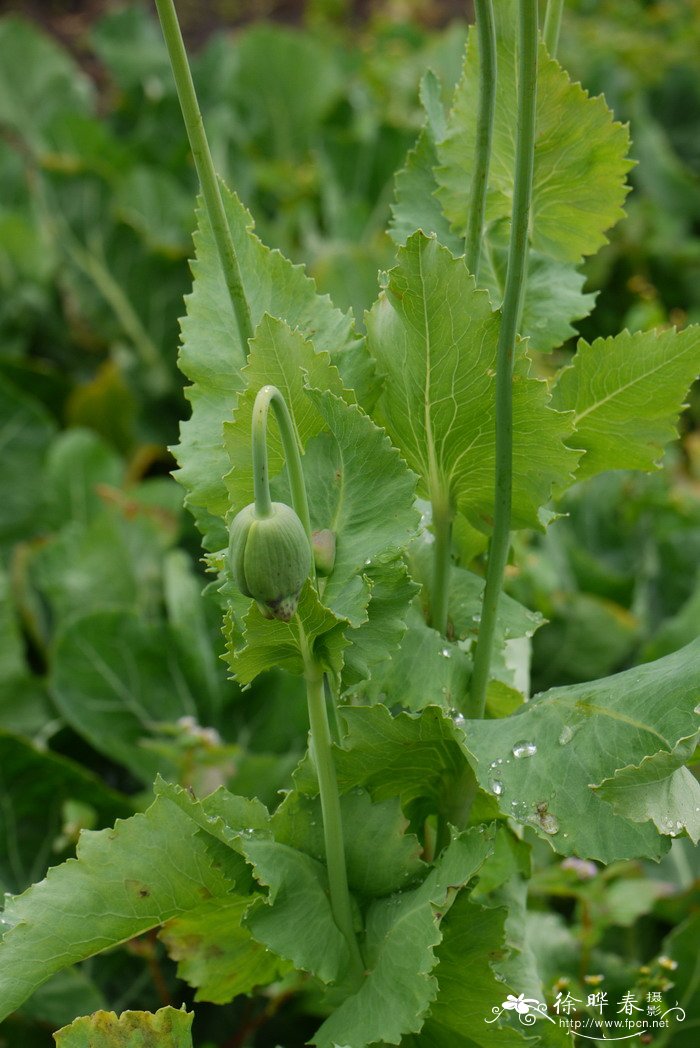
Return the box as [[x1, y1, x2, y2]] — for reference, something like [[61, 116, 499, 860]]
[[468, 1, 538, 719], [430, 494, 452, 637], [543, 0, 564, 57], [251, 385, 312, 540], [464, 0, 497, 281], [303, 651, 364, 982], [155, 0, 253, 350]]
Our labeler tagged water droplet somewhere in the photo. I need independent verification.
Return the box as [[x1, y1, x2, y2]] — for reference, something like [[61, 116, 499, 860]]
[[440, 647, 452, 659], [512, 740, 537, 759], [694, 702, 700, 716], [472, 613, 481, 623], [558, 725, 575, 745], [449, 708, 466, 731], [489, 779, 505, 797], [364, 558, 372, 566], [539, 812, 559, 835]]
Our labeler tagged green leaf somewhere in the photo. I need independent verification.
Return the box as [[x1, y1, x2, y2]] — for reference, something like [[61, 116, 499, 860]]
[[0, 795, 245, 1022], [42, 429, 124, 530], [0, 377, 57, 555], [311, 828, 493, 1048], [366, 233, 578, 530], [160, 896, 281, 1004], [660, 912, 700, 1048], [420, 894, 539, 1048], [0, 732, 130, 895], [551, 326, 700, 481], [462, 639, 700, 862], [594, 756, 700, 845], [302, 386, 419, 625], [390, 71, 462, 254], [53, 1007, 193, 1048], [51, 609, 216, 783], [223, 315, 349, 514], [294, 704, 482, 828], [436, 0, 632, 263], [175, 186, 358, 527], [341, 553, 420, 691], [241, 837, 350, 985], [272, 788, 426, 898], [19, 968, 105, 1029], [225, 581, 347, 686]]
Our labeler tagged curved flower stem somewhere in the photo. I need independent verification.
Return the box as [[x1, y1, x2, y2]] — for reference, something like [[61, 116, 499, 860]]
[[464, 0, 497, 282], [543, 0, 565, 57], [155, 0, 253, 350], [251, 385, 312, 542], [302, 644, 364, 984], [468, 1, 538, 719]]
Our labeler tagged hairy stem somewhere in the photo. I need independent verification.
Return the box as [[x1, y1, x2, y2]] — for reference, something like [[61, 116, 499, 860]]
[[430, 495, 452, 637], [468, 1, 538, 719], [464, 0, 497, 281], [303, 652, 364, 982], [543, 0, 564, 57], [155, 0, 253, 349], [251, 385, 312, 539]]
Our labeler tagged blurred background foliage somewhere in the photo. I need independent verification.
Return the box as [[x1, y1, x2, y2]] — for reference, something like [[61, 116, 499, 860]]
[[0, 1, 698, 1044]]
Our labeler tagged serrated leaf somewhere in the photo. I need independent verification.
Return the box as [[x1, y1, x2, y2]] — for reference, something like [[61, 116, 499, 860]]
[[225, 581, 348, 685], [294, 704, 484, 829], [594, 754, 700, 845], [175, 185, 358, 527], [436, 1, 632, 263], [0, 795, 246, 1022], [461, 639, 700, 862], [366, 233, 578, 531], [242, 839, 350, 985], [312, 828, 493, 1048], [420, 894, 546, 1048], [272, 788, 426, 898], [160, 896, 281, 1004], [551, 326, 700, 481], [390, 71, 462, 254], [223, 315, 349, 513], [360, 606, 472, 711], [341, 554, 420, 691], [50, 609, 213, 783], [302, 386, 419, 625], [53, 1006, 193, 1048]]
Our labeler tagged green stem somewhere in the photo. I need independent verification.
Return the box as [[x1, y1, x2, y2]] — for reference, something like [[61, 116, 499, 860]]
[[468, 1, 538, 719], [430, 495, 452, 637], [464, 0, 497, 281], [251, 385, 312, 540], [303, 651, 364, 982], [155, 0, 253, 349], [543, 0, 564, 57]]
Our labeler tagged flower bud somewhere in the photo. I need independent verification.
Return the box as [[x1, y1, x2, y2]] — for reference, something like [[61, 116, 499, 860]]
[[228, 502, 312, 621], [311, 529, 336, 577]]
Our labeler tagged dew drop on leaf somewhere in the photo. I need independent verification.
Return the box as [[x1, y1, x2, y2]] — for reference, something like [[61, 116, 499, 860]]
[[512, 740, 537, 759], [539, 812, 559, 835], [558, 725, 576, 745], [489, 779, 505, 796], [449, 708, 466, 730], [440, 647, 452, 658]]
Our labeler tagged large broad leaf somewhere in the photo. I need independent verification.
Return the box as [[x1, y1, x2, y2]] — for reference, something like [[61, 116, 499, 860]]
[[0, 795, 247, 1022], [461, 639, 700, 862], [551, 326, 700, 482], [0, 732, 131, 895], [51, 609, 217, 782], [223, 314, 349, 514], [365, 233, 578, 531], [312, 829, 494, 1048], [53, 1007, 193, 1048], [175, 185, 359, 525], [436, 0, 632, 263], [302, 386, 418, 626], [160, 896, 282, 1005], [594, 754, 700, 845]]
